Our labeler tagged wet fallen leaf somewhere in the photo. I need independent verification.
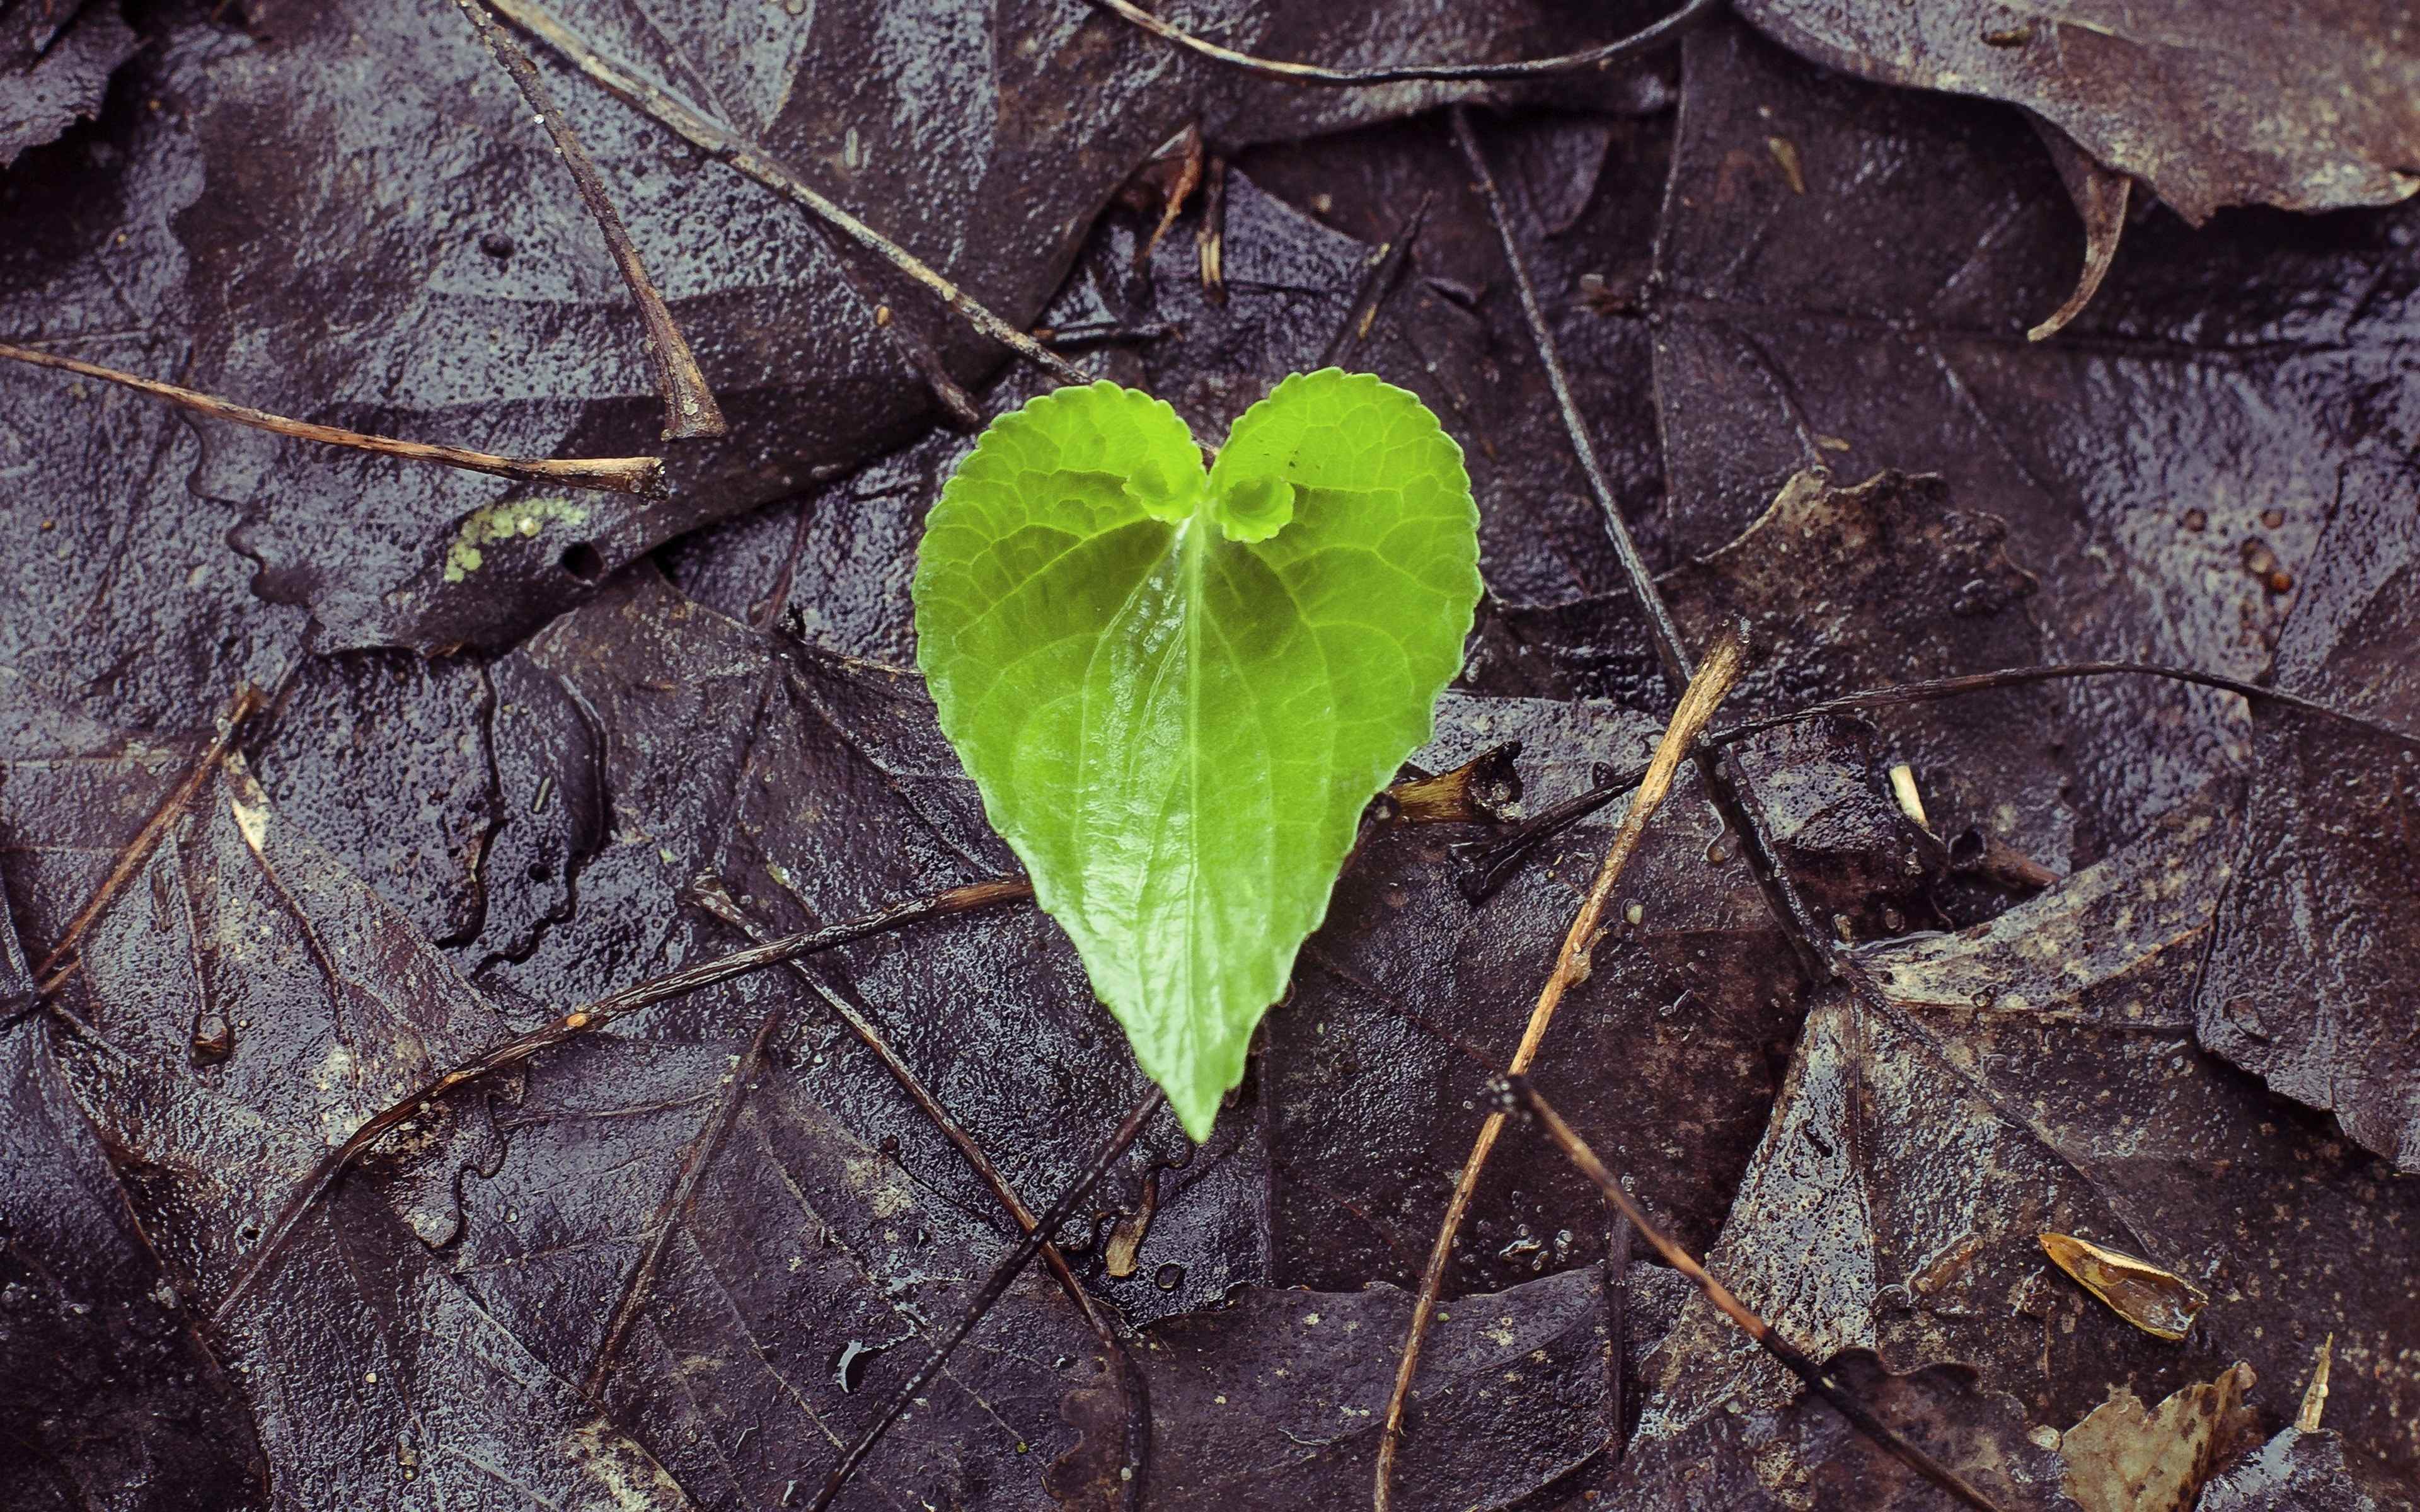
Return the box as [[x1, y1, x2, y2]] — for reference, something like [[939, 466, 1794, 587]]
[[1623, 791, 2420, 1486], [1736, 0, 2420, 220], [1653, 19, 2415, 864], [2060, 1362, 2261, 1512], [2198, 457, 2420, 1172], [6, 8, 2420, 1508]]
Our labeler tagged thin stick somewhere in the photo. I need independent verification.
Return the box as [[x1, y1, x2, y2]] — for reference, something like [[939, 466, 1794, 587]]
[[487, 0, 1089, 387], [1451, 106, 1688, 687], [32, 686, 265, 991], [808, 1087, 1166, 1512], [1502, 1076, 2008, 1512], [1453, 103, 1838, 977], [1320, 192, 1432, 369], [447, 0, 726, 440], [1373, 636, 1744, 1510], [584, 1004, 784, 1400], [0, 342, 664, 494], [1452, 759, 1647, 903], [1085, 0, 1724, 87], [208, 876, 1030, 1322], [1707, 660, 2420, 755], [688, 876, 1148, 1500]]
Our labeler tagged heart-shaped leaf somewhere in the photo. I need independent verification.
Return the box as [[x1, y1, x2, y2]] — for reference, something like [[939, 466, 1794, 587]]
[[914, 370, 1482, 1137]]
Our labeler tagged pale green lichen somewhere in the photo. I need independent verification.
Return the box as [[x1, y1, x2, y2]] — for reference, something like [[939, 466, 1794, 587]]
[[443, 496, 592, 583]]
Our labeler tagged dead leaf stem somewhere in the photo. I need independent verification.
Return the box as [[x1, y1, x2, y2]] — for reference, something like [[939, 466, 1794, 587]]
[[486, 0, 1089, 387], [1506, 1075, 2010, 1512], [807, 1086, 1167, 1512], [208, 875, 1031, 1324], [0, 341, 666, 493], [1373, 635, 1744, 1511], [31, 685, 266, 994], [446, 0, 727, 439], [1084, 0, 1723, 87]]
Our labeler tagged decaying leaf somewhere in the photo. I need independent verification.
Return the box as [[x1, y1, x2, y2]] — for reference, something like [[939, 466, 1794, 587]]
[[0, 2, 137, 166], [2199, 457, 2420, 1172], [2198, 1425, 2407, 1512], [2040, 1234, 2210, 1343], [1734, 0, 2420, 221], [1654, 20, 2416, 862], [2060, 1362, 2261, 1512], [1623, 791, 2420, 1484]]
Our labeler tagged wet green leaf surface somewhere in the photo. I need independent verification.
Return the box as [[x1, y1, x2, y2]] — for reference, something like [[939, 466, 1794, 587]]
[[914, 373, 1481, 1136]]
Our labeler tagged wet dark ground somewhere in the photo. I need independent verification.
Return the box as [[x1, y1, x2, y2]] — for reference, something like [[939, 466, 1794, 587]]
[[3, 3, 2417, 1509]]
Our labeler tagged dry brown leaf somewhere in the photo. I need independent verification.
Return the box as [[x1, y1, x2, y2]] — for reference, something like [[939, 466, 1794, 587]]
[[2061, 1362, 2261, 1512]]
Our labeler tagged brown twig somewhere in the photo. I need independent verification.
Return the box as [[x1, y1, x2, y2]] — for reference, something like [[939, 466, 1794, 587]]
[[207, 875, 1030, 1323], [447, 0, 725, 440], [486, 0, 1089, 387], [1373, 636, 1744, 1510], [808, 1087, 1166, 1512], [0, 341, 665, 493], [32, 685, 265, 993], [686, 876, 1149, 1502], [1085, 0, 1725, 87], [1502, 1075, 2008, 1512]]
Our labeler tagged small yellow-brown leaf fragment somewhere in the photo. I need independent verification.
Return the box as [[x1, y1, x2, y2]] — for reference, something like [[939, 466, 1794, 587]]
[[1766, 135, 1806, 194], [2040, 1232, 2208, 1340], [2296, 1333, 2334, 1433]]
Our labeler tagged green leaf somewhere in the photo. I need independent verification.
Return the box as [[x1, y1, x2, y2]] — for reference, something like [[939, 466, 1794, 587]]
[[913, 370, 1482, 1138]]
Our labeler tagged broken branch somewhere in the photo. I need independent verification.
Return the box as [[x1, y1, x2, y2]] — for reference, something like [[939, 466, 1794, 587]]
[[1374, 635, 1744, 1511]]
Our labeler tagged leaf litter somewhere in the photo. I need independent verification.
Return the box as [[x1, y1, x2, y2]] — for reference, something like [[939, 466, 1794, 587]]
[[6, 4, 2420, 1509]]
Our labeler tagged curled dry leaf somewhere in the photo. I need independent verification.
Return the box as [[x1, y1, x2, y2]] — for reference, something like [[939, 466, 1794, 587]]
[[2039, 1233, 2211, 1343], [1733, 0, 2420, 221], [2026, 115, 2132, 342], [2060, 1362, 2262, 1512]]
